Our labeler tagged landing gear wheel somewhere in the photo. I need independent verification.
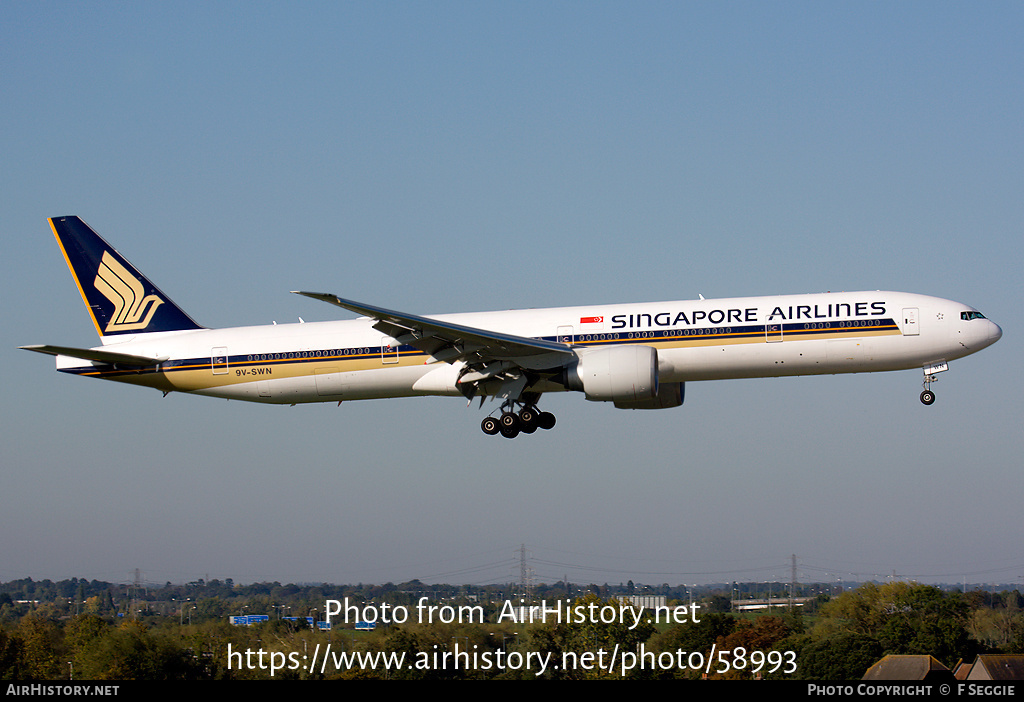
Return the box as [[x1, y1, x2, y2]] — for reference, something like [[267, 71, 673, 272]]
[[537, 412, 556, 430], [519, 407, 539, 434], [920, 390, 936, 405], [481, 399, 554, 437]]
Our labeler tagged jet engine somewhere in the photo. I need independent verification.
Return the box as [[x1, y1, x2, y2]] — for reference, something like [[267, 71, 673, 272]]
[[565, 345, 659, 402], [613, 381, 684, 410]]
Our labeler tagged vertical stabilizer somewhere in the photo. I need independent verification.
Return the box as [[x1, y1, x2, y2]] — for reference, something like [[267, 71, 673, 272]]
[[49, 216, 203, 339]]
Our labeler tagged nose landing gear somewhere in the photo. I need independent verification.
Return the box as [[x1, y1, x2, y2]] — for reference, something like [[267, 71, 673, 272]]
[[920, 361, 948, 405]]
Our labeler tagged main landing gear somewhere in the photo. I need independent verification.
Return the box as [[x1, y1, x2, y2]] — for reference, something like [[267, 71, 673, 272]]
[[481, 402, 556, 438]]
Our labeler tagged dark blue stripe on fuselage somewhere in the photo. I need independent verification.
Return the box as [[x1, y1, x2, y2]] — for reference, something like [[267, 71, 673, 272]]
[[60, 319, 900, 378]]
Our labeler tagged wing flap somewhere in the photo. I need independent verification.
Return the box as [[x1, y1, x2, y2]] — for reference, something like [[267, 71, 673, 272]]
[[292, 292, 573, 364]]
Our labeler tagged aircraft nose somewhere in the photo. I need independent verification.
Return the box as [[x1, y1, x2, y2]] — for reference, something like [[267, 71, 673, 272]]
[[989, 320, 1003, 344]]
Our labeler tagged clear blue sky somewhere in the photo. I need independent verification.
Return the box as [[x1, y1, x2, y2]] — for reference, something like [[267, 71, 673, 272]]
[[3, 2, 1021, 589]]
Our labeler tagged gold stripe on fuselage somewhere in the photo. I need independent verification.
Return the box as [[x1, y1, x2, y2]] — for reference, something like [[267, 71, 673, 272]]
[[76, 320, 901, 393]]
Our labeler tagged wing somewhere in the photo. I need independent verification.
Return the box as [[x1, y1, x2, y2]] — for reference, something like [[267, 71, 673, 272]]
[[292, 291, 574, 400]]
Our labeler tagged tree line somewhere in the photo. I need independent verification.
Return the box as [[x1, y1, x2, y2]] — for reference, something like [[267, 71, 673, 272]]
[[1, 580, 1022, 680]]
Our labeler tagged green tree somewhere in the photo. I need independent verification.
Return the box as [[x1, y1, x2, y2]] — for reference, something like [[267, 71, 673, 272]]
[[648, 611, 736, 679], [64, 614, 109, 674], [0, 626, 25, 680], [652, 612, 736, 655], [525, 594, 655, 680], [15, 614, 64, 680], [75, 619, 200, 680], [791, 631, 883, 680], [811, 582, 980, 669]]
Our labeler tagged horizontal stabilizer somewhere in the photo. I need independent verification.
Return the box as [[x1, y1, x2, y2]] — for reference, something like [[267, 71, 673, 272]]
[[20, 344, 167, 366]]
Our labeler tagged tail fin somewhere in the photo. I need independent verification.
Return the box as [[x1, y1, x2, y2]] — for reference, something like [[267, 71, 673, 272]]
[[49, 216, 204, 339]]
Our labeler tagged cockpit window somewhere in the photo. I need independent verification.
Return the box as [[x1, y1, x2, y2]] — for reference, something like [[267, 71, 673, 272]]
[[961, 311, 987, 321]]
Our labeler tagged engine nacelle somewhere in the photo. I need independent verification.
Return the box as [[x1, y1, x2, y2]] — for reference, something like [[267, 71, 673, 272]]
[[566, 345, 659, 402], [614, 381, 685, 410]]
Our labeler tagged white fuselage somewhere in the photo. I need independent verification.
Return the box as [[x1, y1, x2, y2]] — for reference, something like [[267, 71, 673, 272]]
[[56, 290, 1002, 406]]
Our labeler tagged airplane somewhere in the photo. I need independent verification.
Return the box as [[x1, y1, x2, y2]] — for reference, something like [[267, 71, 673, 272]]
[[22, 216, 1002, 438]]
